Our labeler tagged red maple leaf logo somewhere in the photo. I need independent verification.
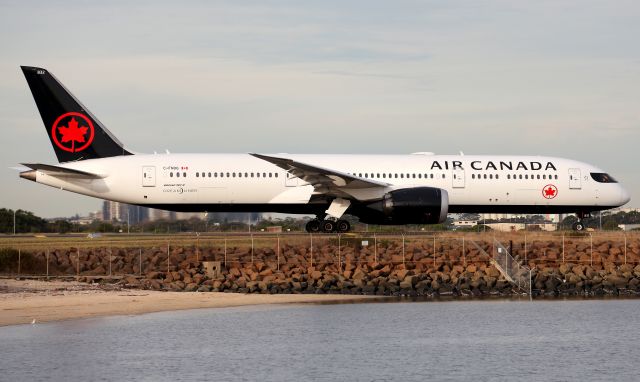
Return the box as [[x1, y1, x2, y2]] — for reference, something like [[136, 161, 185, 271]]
[[543, 185, 558, 199], [58, 117, 88, 151], [51, 112, 95, 153]]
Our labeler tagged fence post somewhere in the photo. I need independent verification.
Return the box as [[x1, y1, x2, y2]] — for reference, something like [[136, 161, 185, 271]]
[[167, 241, 170, 274], [196, 236, 199, 263], [590, 233, 593, 267], [46, 249, 49, 279], [251, 234, 254, 264], [562, 233, 565, 263], [402, 234, 405, 266], [374, 233, 377, 263], [76, 247, 80, 277], [462, 236, 466, 267], [624, 235, 627, 265], [277, 235, 280, 272], [310, 234, 313, 268], [139, 248, 142, 275], [524, 234, 528, 263], [17, 248, 21, 276], [109, 247, 112, 277], [338, 234, 341, 272], [433, 236, 436, 267]]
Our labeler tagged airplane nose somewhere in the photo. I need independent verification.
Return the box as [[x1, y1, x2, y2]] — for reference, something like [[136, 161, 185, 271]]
[[620, 186, 631, 205]]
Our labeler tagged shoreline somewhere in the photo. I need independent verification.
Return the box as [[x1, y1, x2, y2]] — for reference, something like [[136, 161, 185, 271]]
[[0, 279, 381, 327]]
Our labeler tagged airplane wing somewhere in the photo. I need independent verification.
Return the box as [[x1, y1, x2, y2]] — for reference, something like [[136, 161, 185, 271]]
[[21, 163, 105, 179], [250, 153, 389, 198]]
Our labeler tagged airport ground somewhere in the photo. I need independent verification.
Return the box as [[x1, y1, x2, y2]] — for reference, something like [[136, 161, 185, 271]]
[[1, 231, 639, 326]]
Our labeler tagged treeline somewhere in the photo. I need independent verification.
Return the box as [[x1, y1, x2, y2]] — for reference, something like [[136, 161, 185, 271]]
[[1, 208, 639, 234], [0, 209, 49, 233]]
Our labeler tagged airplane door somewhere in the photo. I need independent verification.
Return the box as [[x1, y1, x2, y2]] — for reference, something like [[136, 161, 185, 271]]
[[452, 169, 465, 188], [285, 172, 298, 187], [568, 168, 581, 189], [142, 166, 156, 187]]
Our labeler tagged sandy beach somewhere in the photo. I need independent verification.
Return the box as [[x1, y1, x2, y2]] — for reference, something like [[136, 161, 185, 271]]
[[0, 279, 379, 327]]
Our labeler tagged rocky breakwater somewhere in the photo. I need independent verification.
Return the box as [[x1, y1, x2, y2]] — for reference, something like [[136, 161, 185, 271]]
[[3, 235, 639, 297]]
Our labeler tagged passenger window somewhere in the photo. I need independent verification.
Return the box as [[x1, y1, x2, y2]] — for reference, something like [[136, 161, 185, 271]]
[[519, 174, 522, 179], [507, 174, 510, 179], [489, 174, 493, 179], [496, 174, 499, 179], [430, 174, 434, 179], [442, 174, 445, 179], [525, 175, 528, 179], [227, 172, 230, 177], [170, 172, 173, 177], [412, 174, 416, 179], [269, 173, 272, 178], [263, 172, 266, 177], [176, 172, 180, 178], [275, 173, 278, 178]]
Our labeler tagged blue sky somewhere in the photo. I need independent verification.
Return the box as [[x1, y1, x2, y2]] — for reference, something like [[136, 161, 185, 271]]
[[0, 0, 638, 217]]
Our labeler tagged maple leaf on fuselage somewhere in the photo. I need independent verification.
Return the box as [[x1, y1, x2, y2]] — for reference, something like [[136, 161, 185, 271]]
[[545, 187, 556, 197], [58, 117, 87, 143]]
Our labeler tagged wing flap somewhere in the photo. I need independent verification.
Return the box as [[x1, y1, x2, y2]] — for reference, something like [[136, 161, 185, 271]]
[[250, 153, 389, 200]]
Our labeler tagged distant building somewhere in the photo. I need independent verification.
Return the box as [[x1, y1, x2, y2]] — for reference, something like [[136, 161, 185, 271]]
[[453, 220, 478, 228], [618, 224, 640, 231], [101, 201, 150, 223], [485, 222, 557, 232]]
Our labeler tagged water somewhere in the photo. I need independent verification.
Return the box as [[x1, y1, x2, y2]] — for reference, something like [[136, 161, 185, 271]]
[[1, 299, 639, 381]]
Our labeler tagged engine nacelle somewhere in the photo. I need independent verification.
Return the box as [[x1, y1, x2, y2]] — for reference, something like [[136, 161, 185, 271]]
[[361, 187, 449, 225]]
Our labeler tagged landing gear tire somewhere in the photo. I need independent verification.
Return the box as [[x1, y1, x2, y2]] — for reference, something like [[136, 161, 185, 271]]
[[321, 220, 336, 233], [305, 219, 321, 233], [336, 220, 351, 233], [572, 221, 585, 231]]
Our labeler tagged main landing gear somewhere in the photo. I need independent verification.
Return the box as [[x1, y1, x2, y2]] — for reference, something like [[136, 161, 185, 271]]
[[305, 218, 351, 233]]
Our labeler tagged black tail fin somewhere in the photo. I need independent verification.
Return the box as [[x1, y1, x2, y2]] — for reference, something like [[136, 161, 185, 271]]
[[21, 66, 132, 163]]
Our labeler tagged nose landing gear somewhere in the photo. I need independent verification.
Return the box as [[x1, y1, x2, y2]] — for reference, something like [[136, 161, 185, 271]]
[[572, 221, 585, 231], [572, 212, 591, 231]]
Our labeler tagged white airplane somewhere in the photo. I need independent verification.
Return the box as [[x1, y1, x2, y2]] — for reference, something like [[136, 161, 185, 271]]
[[18, 66, 630, 232]]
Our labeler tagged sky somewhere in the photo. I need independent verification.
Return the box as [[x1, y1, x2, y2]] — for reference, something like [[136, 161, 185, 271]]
[[0, 0, 638, 218]]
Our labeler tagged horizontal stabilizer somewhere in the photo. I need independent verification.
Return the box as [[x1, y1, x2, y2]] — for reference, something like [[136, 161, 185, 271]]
[[21, 163, 105, 178]]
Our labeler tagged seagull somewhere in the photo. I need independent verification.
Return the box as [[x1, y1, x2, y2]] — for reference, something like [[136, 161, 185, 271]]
[[31, 319, 37, 325]]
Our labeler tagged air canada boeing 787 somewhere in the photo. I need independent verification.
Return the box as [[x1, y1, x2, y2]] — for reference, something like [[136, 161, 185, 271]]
[[18, 66, 630, 232]]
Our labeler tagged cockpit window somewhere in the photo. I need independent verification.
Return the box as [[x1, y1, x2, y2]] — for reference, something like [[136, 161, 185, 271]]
[[590, 173, 617, 183]]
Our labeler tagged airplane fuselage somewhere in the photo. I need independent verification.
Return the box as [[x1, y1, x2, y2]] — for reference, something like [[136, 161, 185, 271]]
[[24, 153, 630, 218]]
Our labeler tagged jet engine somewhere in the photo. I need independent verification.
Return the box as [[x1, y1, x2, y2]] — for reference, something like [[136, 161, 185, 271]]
[[358, 187, 449, 225]]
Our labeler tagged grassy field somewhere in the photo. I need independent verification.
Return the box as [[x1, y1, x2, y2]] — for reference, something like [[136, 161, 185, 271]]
[[0, 231, 637, 251]]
